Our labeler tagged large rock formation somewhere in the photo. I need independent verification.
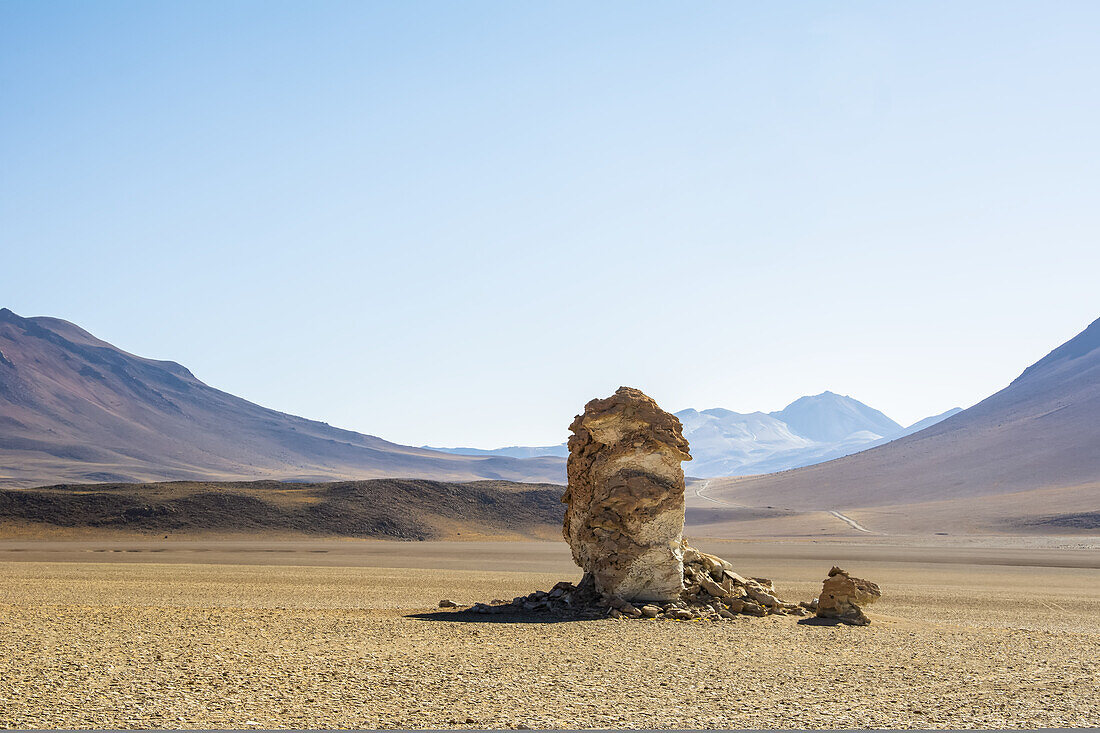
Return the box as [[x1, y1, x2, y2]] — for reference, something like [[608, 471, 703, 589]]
[[454, 387, 863, 625], [815, 566, 881, 625], [561, 387, 692, 602]]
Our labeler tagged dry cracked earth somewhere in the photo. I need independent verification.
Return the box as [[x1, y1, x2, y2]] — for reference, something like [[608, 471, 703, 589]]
[[0, 538, 1098, 729]]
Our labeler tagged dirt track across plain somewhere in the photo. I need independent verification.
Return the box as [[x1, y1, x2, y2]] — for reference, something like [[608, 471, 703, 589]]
[[1, 539, 1098, 729]]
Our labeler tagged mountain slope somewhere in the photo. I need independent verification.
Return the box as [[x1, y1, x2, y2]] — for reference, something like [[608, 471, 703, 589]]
[[0, 309, 565, 487], [706, 317, 1100, 513]]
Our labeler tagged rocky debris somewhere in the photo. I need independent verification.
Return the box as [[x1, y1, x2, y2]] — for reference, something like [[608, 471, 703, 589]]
[[456, 540, 808, 622], [463, 579, 608, 619], [815, 566, 881, 626], [561, 387, 693, 602], [437, 599, 457, 608]]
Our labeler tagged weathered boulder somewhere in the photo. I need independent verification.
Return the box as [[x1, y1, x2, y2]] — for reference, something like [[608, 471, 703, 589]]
[[561, 387, 692, 602], [815, 566, 881, 625]]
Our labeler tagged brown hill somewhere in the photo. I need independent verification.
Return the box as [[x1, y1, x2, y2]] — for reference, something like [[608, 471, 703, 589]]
[[0, 309, 565, 488], [702, 316, 1100, 534], [0, 478, 564, 539]]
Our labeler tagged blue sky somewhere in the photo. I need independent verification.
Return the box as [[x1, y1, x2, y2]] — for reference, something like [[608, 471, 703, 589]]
[[2, 1, 1098, 447]]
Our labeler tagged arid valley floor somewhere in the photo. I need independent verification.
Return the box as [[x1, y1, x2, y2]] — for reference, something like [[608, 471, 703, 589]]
[[1, 536, 1098, 729]]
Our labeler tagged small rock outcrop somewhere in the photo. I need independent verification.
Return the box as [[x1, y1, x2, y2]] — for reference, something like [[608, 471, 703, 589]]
[[561, 387, 692, 602], [815, 566, 881, 625]]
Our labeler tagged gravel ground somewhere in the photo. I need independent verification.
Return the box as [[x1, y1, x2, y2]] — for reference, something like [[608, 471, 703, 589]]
[[1, 544, 1098, 729]]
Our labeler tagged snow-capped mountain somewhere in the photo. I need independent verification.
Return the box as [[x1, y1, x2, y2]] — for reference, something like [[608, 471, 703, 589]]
[[430, 392, 961, 478]]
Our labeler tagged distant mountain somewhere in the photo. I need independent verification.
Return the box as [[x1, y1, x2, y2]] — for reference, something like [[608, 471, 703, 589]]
[[430, 392, 960, 478], [770, 391, 902, 443], [674, 408, 811, 476], [427, 444, 569, 459], [674, 395, 958, 477], [703, 316, 1100, 532], [900, 407, 963, 436], [0, 309, 565, 488]]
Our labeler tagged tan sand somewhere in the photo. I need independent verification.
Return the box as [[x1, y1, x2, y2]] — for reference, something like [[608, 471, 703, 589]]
[[0, 539, 1098, 729]]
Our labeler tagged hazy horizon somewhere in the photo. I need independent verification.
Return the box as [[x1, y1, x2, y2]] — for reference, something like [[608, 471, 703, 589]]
[[4, 2, 1099, 447]]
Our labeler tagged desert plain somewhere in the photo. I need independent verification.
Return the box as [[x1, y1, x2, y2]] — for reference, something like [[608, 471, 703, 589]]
[[1, 534, 1098, 730]]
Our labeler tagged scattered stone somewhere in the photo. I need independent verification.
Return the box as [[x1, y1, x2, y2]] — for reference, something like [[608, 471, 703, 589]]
[[438, 599, 457, 608], [815, 567, 881, 626], [698, 576, 729, 598], [746, 586, 780, 608], [723, 569, 749, 585]]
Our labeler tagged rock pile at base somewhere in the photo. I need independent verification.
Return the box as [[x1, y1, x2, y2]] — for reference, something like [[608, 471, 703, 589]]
[[814, 566, 881, 625], [561, 387, 692, 602], [458, 540, 808, 621]]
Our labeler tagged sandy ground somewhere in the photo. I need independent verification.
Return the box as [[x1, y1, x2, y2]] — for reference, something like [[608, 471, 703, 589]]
[[1, 539, 1099, 729]]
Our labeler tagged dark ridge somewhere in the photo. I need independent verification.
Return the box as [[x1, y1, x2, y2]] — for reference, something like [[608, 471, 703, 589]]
[[0, 478, 566, 538], [1018, 512, 1100, 530], [80, 471, 140, 483]]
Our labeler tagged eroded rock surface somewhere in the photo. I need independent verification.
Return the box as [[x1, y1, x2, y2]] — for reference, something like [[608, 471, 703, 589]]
[[561, 387, 691, 602], [815, 566, 881, 625]]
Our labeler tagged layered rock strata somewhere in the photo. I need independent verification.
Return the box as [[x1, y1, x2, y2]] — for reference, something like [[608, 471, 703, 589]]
[[561, 387, 691, 602], [814, 566, 881, 625]]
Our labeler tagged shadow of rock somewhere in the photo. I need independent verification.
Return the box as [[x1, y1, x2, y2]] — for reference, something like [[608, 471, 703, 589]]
[[796, 615, 846, 626], [405, 610, 595, 625]]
